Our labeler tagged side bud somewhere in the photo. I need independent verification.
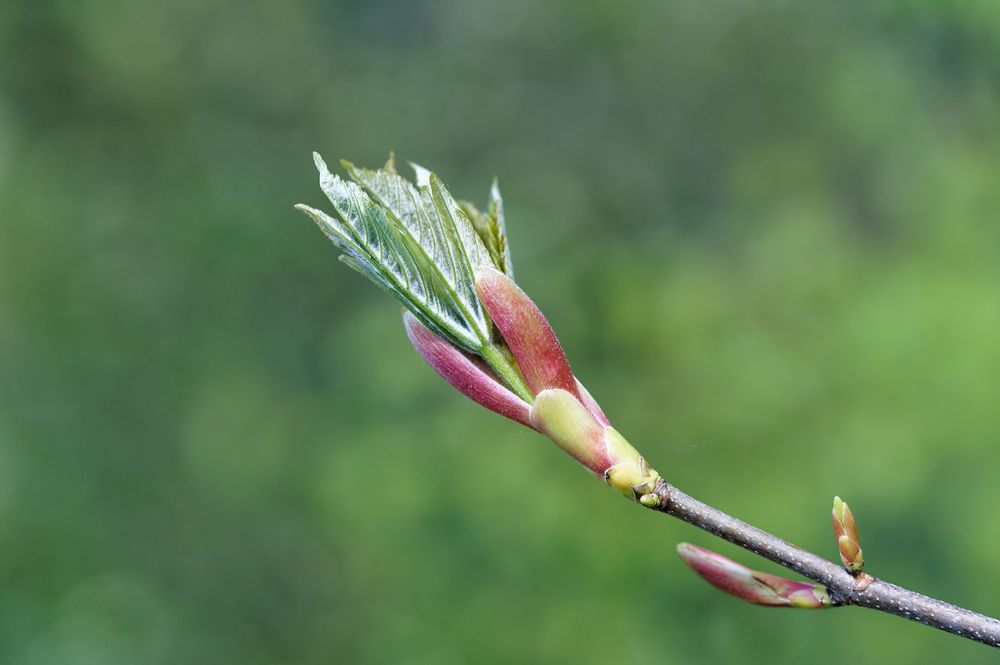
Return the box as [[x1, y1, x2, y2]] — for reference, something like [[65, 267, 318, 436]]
[[832, 496, 863, 573], [677, 543, 832, 609]]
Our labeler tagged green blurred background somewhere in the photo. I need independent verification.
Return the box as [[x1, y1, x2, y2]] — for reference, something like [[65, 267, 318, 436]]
[[2, 0, 1000, 662]]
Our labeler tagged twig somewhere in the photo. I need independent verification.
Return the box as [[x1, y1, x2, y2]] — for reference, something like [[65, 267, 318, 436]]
[[652, 478, 1000, 648], [300, 154, 1000, 649]]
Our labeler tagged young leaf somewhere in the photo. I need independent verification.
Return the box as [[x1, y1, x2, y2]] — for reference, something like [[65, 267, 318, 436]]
[[338, 156, 496, 350], [460, 180, 514, 277], [487, 180, 514, 277], [296, 153, 489, 353]]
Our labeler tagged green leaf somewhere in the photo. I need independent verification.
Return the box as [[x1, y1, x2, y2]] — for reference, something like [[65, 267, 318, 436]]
[[460, 180, 514, 278], [296, 153, 493, 353]]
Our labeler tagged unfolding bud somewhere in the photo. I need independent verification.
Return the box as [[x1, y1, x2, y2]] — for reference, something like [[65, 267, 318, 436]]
[[469, 265, 661, 502], [832, 496, 863, 573], [309, 154, 664, 502], [677, 543, 832, 609]]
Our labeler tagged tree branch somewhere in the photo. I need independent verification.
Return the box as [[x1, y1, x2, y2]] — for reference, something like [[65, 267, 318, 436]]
[[304, 154, 1000, 649], [651, 478, 1000, 648]]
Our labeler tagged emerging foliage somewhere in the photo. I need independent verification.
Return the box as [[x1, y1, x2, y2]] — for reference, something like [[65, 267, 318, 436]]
[[460, 180, 514, 278], [300, 151, 659, 505], [296, 153, 506, 353]]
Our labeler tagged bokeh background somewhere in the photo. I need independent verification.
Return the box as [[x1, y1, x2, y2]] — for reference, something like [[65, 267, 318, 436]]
[[3, 0, 1000, 662]]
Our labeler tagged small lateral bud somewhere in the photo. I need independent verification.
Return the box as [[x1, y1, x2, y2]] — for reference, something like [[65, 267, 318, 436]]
[[529, 388, 659, 501], [832, 496, 864, 573], [677, 543, 832, 609]]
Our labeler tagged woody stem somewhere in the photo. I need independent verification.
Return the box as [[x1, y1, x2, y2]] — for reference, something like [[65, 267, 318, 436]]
[[650, 478, 1000, 648]]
